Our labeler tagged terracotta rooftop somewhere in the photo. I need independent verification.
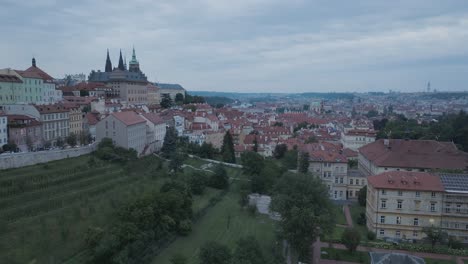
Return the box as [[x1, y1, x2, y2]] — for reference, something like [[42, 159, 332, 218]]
[[359, 139, 468, 170], [34, 104, 69, 114], [112, 111, 146, 126], [24, 65, 54, 81], [141, 113, 165, 124], [0, 74, 23, 83], [367, 171, 444, 192]]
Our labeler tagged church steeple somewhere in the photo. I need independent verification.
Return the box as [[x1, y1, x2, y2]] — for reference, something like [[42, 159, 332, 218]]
[[129, 46, 140, 72], [118, 49, 125, 70], [32, 57, 36, 67], [105, 49, 112, 72]]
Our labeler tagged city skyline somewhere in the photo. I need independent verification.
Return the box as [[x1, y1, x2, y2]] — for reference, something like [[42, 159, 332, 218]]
[[1, 0, 468, 93]]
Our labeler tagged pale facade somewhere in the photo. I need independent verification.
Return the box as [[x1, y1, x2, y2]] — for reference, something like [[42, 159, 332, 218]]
[[35, 105, 70, 145], [68, 106, 84, 137], [96, 112, 147, 155], [366, 171, 445, 241], [309, 160, 348, 200], [341, 130, 376, 151]]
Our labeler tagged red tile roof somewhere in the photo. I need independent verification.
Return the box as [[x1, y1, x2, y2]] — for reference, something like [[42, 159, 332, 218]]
[[112, 111, 145, 126], [24, 65, 54, 81], [359, 139, 468, 170], [367, 171, 444, 192], [141, 113, 164, 124], [0, 74, 23, 83]]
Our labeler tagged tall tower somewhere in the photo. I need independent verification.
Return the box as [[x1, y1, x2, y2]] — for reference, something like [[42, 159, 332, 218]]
[[32, 57, 36, 67], [105, 49, 113, 72], [118, 49, 125, 70], [128, 46, 140, 72], [427, 81, 431, 93]]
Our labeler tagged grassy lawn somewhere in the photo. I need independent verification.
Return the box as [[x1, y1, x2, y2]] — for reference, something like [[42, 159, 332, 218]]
[[151, 190, 279, 264], [349, 203, 370, 242], [327, 225, 346, 241], [321, 247, 370, 263], [424, 258, 456, 264], [333, 204, 347, 226]]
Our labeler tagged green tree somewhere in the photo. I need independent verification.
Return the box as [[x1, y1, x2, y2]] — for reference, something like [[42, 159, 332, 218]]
[[66, 133, 78, 147], [358, 186, 367, 207], [161, 126, 178, 158], [170, 253, 187, 264], [422, 226, 448, 249], [241, 151, 264, 176], [298, 152, 310, 173], [282, 149, 298, 169], [252, 137, 258, 152], [169, 152, 184, 173], [348, 159, 358, 169], [26, 136, 34, 151], [221, 131, 236, 163], [209, 165, 229, 190], [199, 241, 231, 264], [56, 137, 64, 148], [189, 171, 206, 195], [199, 142, 215, 159], [175, 93, 184, 104], [232, 236, 265, 264], [366, 109, 379, 118], [305, 136, 317, 144], [273, 144, 287, 159], [341, 227, 361, 253], [251, 160, 284, 194], [161, 94, 173, 108], [271, 172, 335, 261]]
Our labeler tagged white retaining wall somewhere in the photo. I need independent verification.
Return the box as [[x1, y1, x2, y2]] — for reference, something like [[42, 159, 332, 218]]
[[0, 144, 97, 170]]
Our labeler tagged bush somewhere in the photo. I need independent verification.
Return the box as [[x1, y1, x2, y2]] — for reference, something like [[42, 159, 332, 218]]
[[177, 220, 192, 236], [209, 165, 229, 190], [357, 212, 366, 226], [367, 231, 376, 241], [448, 236, 463, 249], [247, 204, 257, 216], [341, 228, 361, 253]]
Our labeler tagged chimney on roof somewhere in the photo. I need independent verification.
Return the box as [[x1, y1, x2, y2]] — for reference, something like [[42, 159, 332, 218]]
[[387, 175, 393, 183]]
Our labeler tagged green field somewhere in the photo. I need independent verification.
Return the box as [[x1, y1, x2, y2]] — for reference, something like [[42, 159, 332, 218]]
[[0, 154, 168, 263], [151, 191, 279, 264], [0, 154, 278, 264]]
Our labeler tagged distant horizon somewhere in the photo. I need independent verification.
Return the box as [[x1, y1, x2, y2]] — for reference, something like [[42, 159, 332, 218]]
[[2, 1, 468, 93]]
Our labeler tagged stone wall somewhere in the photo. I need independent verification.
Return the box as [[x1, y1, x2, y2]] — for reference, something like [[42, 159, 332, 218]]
[[0, 144, 97, 170]]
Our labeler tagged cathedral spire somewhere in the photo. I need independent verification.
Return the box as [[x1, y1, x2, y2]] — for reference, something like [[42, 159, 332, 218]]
[[129, 46, 140, 72], [124, 55, 127, 70], [105, 49, 112, 72], [118, 49, 125, 70]]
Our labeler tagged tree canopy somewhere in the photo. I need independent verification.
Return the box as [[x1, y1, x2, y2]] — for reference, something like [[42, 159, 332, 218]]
[[221, 131, 236, 163], [271, 172, 335, 261]]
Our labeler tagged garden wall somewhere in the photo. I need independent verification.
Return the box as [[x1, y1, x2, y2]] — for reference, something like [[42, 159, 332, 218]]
[[0, 144, 97, 170]]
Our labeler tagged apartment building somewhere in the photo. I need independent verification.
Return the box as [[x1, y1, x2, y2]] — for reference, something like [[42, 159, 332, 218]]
[[439, 173, 468, 243], [34, 104, 70, 145], [96, 111, 146, 155], [140, 113, 166, 153], [366, 171, 445, 241], [367, 171, 468, 243], [308, 149, 348, 200], [341, 129, 376, 151], [6, 115, 42, 151]]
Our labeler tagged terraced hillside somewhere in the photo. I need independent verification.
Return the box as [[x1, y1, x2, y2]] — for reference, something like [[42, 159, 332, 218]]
[[0, 155, 166, 264]]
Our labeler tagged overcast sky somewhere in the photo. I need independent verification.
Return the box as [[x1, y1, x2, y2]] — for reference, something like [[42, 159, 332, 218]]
[[1, 0, 468, 93]]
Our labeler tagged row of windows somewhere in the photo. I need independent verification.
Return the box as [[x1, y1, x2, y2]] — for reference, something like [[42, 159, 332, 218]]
[[380, 215, 419, 226], [379, 229, 419, 238], [380, 199, 437, 212], [349, 178, 365, 185], [43, 113, 69, 120], [381, 189, 437, 198]]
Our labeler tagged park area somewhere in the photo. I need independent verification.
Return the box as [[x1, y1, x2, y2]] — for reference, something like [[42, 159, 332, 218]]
[[0, 150, 281, 264]]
